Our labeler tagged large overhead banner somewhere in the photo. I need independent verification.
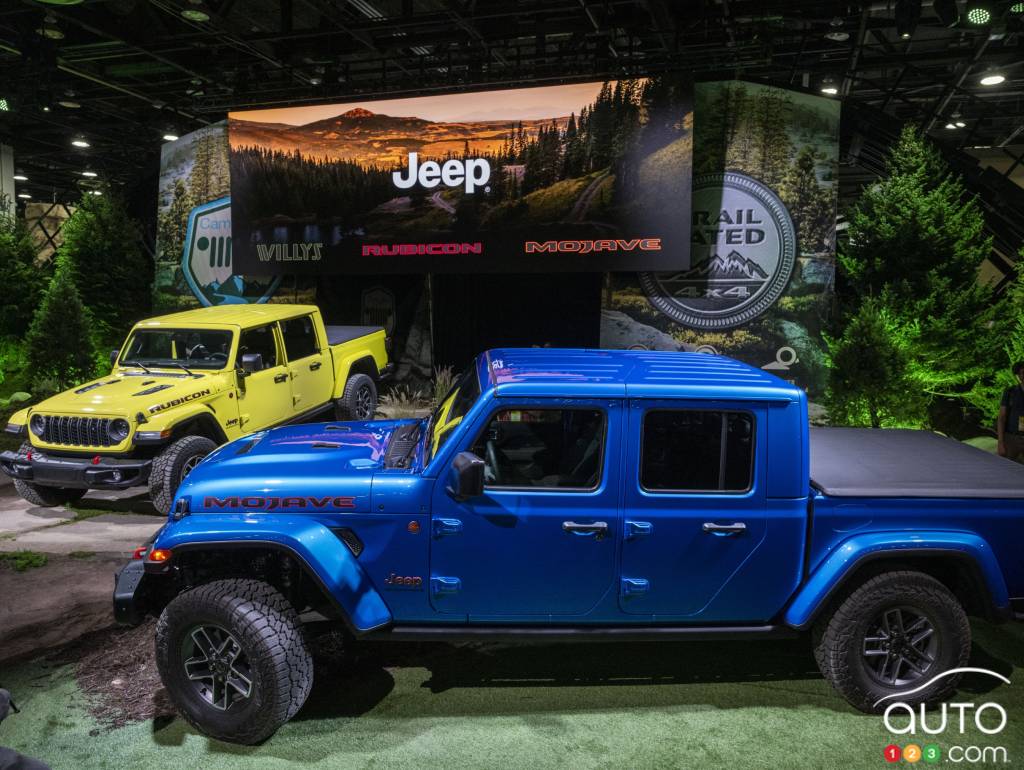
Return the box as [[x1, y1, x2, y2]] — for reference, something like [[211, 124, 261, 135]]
[[228, 78, 692, 274], [601, 81, 840, 398]]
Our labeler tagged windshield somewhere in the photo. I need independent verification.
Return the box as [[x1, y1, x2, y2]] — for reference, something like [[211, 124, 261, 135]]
[[120, 328, 234, 371], [426, 361, 481, 463]]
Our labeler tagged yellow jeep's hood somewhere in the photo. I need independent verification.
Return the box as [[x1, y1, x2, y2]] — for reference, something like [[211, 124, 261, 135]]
[[33, 370, 227, 416]]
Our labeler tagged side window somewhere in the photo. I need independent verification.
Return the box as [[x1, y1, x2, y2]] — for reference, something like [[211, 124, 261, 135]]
[[237, 325, 278, 370], [640, 410, 754, 493], [280, 315, 319, 361], [471, 408, 605, 490]]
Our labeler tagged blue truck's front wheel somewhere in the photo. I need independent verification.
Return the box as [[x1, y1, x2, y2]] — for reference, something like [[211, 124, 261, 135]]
[[155, 578, 314, 744], [813, 570, 971, 713]]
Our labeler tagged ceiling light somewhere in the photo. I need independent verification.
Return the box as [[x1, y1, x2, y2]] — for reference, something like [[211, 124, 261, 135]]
[[979, 72, 1005, 86], [13, 174, 28, 181], [820, 77, 839, 95], [58, 100, 81, 109], [945, 122, 957, 129], [162, 133, 179, 142], [955, 120, 966, 128], [308, 77, 322, 86], [42, 105, 51, 112], [17, 193, 31, 199], [0, 98, 9, 112], [35, 14, 64, 39], [90, 190, 102, 196], [81, 170, 97, 177], [895, 0, 921, 39], [181, 9, 210, 22], [71, 138, 90, 148], [965, 4, 992, 24]]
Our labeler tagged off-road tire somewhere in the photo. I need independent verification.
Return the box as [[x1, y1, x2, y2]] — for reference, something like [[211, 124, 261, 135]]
[[11, 442, 87, 507], [813, 570, 970, 713], [149, 435, 217, 514], [334, 373, 377, 421], [155, 579, 314, 745]]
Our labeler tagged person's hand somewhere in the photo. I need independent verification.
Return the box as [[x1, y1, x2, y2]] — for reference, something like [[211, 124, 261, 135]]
[[997, 441, 1007, 457]]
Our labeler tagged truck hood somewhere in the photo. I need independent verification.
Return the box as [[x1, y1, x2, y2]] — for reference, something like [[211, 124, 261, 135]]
[[31, 370, 225, 416], [179, 420, 406, 514]]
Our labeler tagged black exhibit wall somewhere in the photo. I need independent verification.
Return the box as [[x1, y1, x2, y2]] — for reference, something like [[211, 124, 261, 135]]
[[431, 273, 603, 369]]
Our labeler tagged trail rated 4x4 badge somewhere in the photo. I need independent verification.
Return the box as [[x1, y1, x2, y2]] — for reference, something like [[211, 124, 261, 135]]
[[640, 172, 797, 330]]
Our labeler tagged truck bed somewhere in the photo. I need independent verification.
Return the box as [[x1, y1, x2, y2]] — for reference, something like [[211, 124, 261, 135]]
[[810, 427, 1024, 499], [324, 325, 384, 346]]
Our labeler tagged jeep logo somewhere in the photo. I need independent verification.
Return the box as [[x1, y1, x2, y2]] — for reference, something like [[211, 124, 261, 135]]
[[392, 152, 490, 194], [384, 572, 423, 589]]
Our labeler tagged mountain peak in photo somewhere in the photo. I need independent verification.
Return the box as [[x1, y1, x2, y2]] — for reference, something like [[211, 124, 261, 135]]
[[681, 250, 769, 280], [340, 107, 376, 118]]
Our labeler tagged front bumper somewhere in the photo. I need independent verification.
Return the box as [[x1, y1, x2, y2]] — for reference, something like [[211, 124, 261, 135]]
[[0, 448, 151, 490]]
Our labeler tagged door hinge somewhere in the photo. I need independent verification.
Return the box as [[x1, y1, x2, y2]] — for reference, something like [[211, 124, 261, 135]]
[[432, 517, 463, 537], [620, 577, 650, 596], [624, 520, 653, 540], [430, 576, 461, 596]]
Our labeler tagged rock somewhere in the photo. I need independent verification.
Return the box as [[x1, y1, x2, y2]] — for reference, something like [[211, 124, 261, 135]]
[[799, 257, 834, 289], [776, 320, 828, 396], [600, 310, 696, 351]]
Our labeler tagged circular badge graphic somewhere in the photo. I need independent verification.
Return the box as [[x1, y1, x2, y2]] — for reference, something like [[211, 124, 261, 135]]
[[640, 172, 797, 330]]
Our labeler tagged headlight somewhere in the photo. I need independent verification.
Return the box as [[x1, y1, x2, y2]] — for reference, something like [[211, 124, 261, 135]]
[[108, 418, 130, 443], [30, 414, 46, 437]]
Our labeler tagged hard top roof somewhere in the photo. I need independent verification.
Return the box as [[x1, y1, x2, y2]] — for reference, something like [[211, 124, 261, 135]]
[[134, 304, 318, 329], [481, 348, 803, 402]]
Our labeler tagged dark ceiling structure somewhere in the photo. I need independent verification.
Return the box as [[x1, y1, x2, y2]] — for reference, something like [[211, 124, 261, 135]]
[[1, 0, 1022, 250]]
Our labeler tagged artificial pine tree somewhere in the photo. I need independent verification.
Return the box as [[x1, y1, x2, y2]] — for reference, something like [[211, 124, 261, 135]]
[[58, 191, 152, 349], [0, 213, 49, 339], [831, 124, 1013, 429], [25, 257, 96, 390]]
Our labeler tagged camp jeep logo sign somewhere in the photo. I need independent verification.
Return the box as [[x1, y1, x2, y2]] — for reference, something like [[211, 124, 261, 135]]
[[392, 152, 491, 194], [182, 197, 279, 307], [640, 172, 797, 330]]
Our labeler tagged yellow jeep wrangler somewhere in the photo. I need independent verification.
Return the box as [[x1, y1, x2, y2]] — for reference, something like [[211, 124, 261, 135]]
[[1, 304, 390, 513]]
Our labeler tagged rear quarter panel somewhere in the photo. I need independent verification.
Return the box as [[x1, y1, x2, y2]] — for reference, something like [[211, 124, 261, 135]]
[[327, 329, 388, 399], [808, 494, 1024, 602]]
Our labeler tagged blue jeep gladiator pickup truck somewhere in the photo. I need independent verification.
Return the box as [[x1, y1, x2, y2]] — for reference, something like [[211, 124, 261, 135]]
[[114, 348, 1024, 744]]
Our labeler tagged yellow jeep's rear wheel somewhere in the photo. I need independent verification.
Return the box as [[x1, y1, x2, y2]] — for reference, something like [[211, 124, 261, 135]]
[[149, 435, 217, 514]]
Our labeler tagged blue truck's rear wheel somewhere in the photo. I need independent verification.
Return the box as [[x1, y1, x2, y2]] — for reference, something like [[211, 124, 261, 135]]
[[155, 578, 313, 744], [813, 570, 970, 713]]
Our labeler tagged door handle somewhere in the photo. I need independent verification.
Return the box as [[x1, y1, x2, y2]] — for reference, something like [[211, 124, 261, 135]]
[[274, 373, 288, 383], [310, 362, 322, 371], [562, 521, 608, 539], [702, 522, 747, 535]]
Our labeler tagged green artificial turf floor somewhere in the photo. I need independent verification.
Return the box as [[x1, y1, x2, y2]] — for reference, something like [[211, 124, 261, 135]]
[[2, 619, 1021, 770]]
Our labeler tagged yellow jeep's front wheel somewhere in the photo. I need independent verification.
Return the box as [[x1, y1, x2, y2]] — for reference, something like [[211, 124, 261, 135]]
[[149, 435, 217, 514], [11, 443, 87, 508]]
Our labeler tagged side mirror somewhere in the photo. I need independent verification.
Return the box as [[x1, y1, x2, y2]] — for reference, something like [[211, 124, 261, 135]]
[[446, 451, 485, 501], [240, 353, 263, 374], [110, 349, 119, 369]]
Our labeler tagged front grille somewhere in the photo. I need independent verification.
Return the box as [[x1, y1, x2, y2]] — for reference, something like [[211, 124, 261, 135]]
[[41, 416, 114, 447]]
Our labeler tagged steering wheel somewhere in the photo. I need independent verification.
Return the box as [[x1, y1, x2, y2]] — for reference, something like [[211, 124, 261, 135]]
[[209, 352, 228, 363], [485, 441, 504, 486], [188, 344, 209, 359]]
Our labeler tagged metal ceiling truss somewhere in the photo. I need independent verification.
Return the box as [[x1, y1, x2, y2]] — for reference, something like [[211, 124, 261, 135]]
[[0, 0, 1021, 206]]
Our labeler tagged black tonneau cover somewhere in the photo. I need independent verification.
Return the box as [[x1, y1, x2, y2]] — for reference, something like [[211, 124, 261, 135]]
[[324, 325, 383, 346], [810, 427, 1024, 499]]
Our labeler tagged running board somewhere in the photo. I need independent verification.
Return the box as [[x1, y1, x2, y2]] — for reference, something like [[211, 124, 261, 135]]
[[369, 624, 799, 643]]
